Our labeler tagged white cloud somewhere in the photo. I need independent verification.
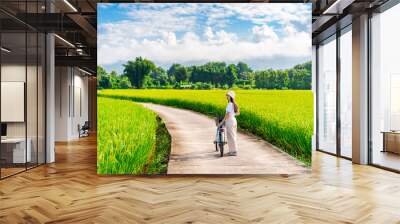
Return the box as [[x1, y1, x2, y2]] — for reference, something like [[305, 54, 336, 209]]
[[98, 3, 312, 69], [285, 24, 297, 35], [98, 28, 310, 67], [161, 32, 177, 46], [252, 25, 278, 42], [220, 3, 311, 26], [124, 4, 198, 32], [182, 32, 199, 43], [204, 27, 214, 41], [203, 27, 238, 45]]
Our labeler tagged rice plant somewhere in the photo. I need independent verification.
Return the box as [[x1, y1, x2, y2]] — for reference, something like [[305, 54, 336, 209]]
[[98, 89, 313, 165], [97, 97, 170, 174]]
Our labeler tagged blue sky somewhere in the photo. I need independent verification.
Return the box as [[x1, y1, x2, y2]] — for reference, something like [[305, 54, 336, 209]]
[[98, 3, 311, 74]]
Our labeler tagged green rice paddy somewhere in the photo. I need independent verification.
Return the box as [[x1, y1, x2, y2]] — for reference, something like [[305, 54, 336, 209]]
[[97, 97, 171, 174], [98, 89, 313, 165]]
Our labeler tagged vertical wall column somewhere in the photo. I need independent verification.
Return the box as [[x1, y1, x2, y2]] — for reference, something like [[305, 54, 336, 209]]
[[46, 33, 55, 163], [45, 0, 56, 163], [55, 67, 71, 141], [352, 14, 369, 164], [312, 45, 317, 151], [88, 77, 97, 132], [45, 0, 54, 164]]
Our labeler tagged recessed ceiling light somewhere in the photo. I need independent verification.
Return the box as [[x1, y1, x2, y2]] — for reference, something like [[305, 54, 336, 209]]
[[1, 47, 11, 53], [54, 34, 75, 48], [78, 68, 92, 76], [63, 0, 78, 12], [323, 0, 354, 15]]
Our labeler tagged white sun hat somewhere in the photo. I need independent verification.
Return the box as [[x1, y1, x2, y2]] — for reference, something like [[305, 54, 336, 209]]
[[227, 91, 235, 99]]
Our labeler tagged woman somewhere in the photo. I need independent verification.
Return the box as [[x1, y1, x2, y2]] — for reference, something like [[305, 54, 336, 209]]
[[219, 91, 239, 156]]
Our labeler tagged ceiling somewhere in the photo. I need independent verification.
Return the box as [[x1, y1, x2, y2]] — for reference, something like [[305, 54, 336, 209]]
[[311, 0, 390, 43], [1, 0, 395, 74], [0, 0, 97, 74]]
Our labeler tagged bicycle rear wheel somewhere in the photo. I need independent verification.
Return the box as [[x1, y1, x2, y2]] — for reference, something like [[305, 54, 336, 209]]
[[219, 143, 224, 157]]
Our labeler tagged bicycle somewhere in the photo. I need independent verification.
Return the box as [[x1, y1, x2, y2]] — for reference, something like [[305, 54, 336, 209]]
[[214, 117, 227, 157]]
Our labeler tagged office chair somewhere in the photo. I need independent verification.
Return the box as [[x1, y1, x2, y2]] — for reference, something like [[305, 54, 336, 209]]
[[79, 121, 90, 138]]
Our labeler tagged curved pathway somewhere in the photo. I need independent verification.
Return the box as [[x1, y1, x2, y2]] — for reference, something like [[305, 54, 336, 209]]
[[142, 103, 308, 175]]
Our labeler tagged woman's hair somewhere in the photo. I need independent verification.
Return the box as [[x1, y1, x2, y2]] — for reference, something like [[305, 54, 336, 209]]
[[229, 96, 239, 114]]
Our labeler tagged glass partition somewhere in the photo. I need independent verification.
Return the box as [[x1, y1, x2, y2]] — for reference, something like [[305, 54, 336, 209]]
[[1, 30, 28, 177], [27, 30, 38, 169], [38, 32, 45, 165], [0, 1, 46, 179], [371, 3, 400, 171], [317, 35, 337, 154], [339, 27, 352, 158]]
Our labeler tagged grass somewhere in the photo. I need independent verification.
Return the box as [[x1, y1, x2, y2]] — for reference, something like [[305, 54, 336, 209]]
[[97, 97, 171, 174], [146, 117, 171, 174], [98, 89, 313, 165]]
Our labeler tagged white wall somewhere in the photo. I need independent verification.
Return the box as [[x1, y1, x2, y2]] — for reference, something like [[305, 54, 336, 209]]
[[1, 65, 26, 139], [72, 72, 89, 138], [1, 82, 25, 122], [1, 64, 25, 81], [1, 64, 41, 137], [55, 66, 70, 141], [1, 63, 46, 164], [55, 67, 89, 141]]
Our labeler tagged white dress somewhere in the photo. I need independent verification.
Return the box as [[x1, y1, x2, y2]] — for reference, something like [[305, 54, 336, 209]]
[[225, 102, 238, 153]]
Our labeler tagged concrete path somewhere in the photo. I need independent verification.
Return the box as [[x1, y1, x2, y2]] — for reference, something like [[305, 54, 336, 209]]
[[142, 103, 308, 175]]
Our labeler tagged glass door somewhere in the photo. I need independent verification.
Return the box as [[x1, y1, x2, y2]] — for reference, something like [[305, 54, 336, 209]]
[[27, 30, 38, 169], [0, 1, 47, 179], [1, 29, 28, 178], [370, 3, 400, 171], [339, 26, 352, 158], [317, 35, 337, 154]]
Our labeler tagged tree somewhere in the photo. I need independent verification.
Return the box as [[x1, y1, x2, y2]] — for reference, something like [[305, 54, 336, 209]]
[[167, 64, 180, 78], [123, 57, 155, 88], [255, 69, 281, 89], [175, 66, 188, 83], [236, 62, 252, 80], [294, 61, 311, 71], [97, 66, 111, 89], [204, 62, 226, 84], [275, 70, 288, 89], [254, 71, 265, 88], [150, 67, 169, 87], [225, 64, 238, 87], [254, 62, 311, 90], [118, 76, 131, 89], [102, 59, 311, 90], [289, 61, 311, 89], [288, 68, 311, 89], [109, 70, 119, 89], [168, 64, 188, 83]]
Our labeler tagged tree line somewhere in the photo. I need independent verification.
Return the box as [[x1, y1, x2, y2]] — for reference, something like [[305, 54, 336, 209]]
[[97, 57, 311, 90]]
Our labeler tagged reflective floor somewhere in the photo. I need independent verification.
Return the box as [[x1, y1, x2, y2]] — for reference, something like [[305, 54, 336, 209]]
[[0, 135, 399, 223], [372, 150, 400, 171]]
